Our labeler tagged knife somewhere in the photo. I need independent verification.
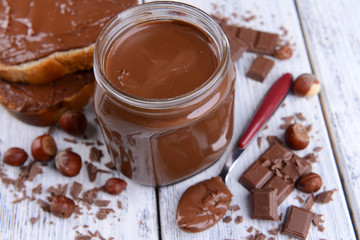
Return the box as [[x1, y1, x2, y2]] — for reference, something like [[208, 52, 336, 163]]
[[220, 73, 293, 182]]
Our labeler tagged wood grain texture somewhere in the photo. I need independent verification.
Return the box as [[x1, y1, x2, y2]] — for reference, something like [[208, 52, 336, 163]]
[[296, 0, 360, 236], [146, 0, 356, 239], [0, 102, 159, 240]]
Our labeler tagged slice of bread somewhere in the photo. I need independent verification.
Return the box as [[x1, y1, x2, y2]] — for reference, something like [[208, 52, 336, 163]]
[[0, 71, 94, 126], [0, 0, 138, 85]]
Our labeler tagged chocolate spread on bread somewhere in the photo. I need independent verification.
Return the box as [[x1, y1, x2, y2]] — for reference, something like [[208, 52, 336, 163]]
[[0, 0, 137, 65]]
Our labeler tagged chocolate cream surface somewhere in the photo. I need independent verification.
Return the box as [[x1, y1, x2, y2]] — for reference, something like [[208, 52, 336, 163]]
[[176, 177, 232, 233], [0, 0, 137, 65], [105, 20, 218, 99]]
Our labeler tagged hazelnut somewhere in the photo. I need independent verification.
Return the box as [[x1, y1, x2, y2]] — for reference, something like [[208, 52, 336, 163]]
[[55, 150, 82, 177], [274, 46, 293, 60], [293, 74, 320, 97], [103, 178, 127, 195], [3, 147, 28, 166], [285, 123, 310, 150], [31, 135, 57, 162], [296, 172, 322, 193], [50, 195, 75, 218], [59, 110, 87, 136]]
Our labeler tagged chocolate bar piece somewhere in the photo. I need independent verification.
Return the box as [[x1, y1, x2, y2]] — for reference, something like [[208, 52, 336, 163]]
[[282, 206, 313, 239], [262, 176, 294, 205], [226, 32, 248, 61], [246, 55, 274, 82], [251, 188, 278, 220], [239, 161, 274, 190], [214, 17, 279, 56]]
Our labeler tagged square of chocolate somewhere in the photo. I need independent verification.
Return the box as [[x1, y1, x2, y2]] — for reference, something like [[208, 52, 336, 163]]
[[239, 161, 274, 190], [251, 188, 278, 220], [254, 32, 279, 55], [238, 27, 259, 49], [262, 176, 294, 205], [226, 32, 248, 62], [282, 205, 313, 239], [259, 142, 293, 165], [246, 55, 274, 82]]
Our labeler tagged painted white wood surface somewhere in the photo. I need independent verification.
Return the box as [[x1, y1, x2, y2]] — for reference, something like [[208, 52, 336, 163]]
[[0, 0, 358, 239], [146, 0, 357, 239], [296, 0, 360, 236], [0, 102, 159, 240]]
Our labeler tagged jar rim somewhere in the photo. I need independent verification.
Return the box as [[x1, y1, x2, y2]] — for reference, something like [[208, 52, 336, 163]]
[[93, 1, 230, 110]]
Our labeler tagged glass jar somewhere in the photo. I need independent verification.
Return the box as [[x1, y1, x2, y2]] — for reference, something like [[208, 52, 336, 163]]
[[93, 1, 236, 186]]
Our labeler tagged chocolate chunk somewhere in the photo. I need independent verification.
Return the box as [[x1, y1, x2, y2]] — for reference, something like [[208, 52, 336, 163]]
[[246, 55, 274, 82], [315, 189, 336, 204], [239, 161, 274, 190], [262, 176, 294, 205], [254, 32, 279, 55], [251, 188, 278, 220], [282, 206, 313, 239], [226, 32, 248, 61]]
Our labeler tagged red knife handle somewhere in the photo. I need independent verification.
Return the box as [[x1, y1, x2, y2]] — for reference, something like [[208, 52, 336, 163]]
[[238, 73, 293, 149]]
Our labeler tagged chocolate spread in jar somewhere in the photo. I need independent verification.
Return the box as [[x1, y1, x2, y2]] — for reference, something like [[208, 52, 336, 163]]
[[176, 177, 232, 233], [106, 20, 218, 99], [94, 11, 236, 186], [0, 0, 137, 65]]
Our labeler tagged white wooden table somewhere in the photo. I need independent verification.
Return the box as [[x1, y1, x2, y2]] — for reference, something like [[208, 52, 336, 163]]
[[1, 0, 359, 239]]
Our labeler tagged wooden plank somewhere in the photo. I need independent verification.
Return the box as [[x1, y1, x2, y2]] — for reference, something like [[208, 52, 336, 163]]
[[0, 102, 159, 240], [145, 0, 357, 239], [296, 0, 360, 236]]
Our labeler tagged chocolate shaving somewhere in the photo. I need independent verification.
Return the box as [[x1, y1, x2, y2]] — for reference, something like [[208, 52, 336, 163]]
[[105, 161, 116, 170], [89, 146, 103, 162], [247, 226, 254, 233], [312, 213, 323, 226], [96, 140, 104, 146], [31, 184, 42, 195], [64, 138, 78, 144], [303, 153, 318, 163], [81, 187, 100, 205], [222, 216, 232, 223], [96, 208, 115, 220], [266, 136, 282, 145], [281, 115, 296, 124], [295, 112, 306, 121], [318, 224, 325, 232], [268, 224, 281, 235], [295, 195, 305, 203], [94, 199, 111, 207], [305, 124, 313, 133], [303, 194, 316, 210], [27, 163, 42, 181], [86, 162, 98, 182], [47, 184, 68, 197], [313, 147, 323, 152], [234, 215, 243, 224], [257, 137, 262, 148], [37, 199, 51, 212], [316, 189, 336, 204], [70, 181, 83, 200], [84, 141, 95, 146], [279, 123, 291, 129]]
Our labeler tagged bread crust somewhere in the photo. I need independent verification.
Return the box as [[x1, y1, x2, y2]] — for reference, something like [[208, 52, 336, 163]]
[[0, 45, 94, 85]]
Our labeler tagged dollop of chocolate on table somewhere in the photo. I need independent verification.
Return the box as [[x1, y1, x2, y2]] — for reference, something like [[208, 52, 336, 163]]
[[176, 177, 232, 233]]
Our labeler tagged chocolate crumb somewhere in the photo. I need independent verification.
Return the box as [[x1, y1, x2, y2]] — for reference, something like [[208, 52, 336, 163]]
[[117, 200, 123, 209], [31, 184, 42, 195], [234, 215, 243, 224], [263, 125, 269, 130], [281, 115, 296, 124], [96, 140, 104, 146], [281, 103, 286, 108], [89, 146, 103, 162], [223, 215, 232, 223], [30, 213, 40, 224], [295, 113, 306, 121], [96, 208, 115, 220], [81, 188, 99, 205], [303, 153, 318, 163], [86, 162, 98, 182], [312, 213, 323, 226], [229, 204, 241, 212], [318, 224, 325, 232], [47, 126, 57, 135], [305, 124, 313, 133], [316, 189, 336, 204], [247, 226, 254, 233], [27, 163, 42, 181], [83, 141, 95, 146], [279, 123, 291, 129], [257, 137, 262, 148], [295, 195, 305, 203], [47, 184, 68, 197]]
